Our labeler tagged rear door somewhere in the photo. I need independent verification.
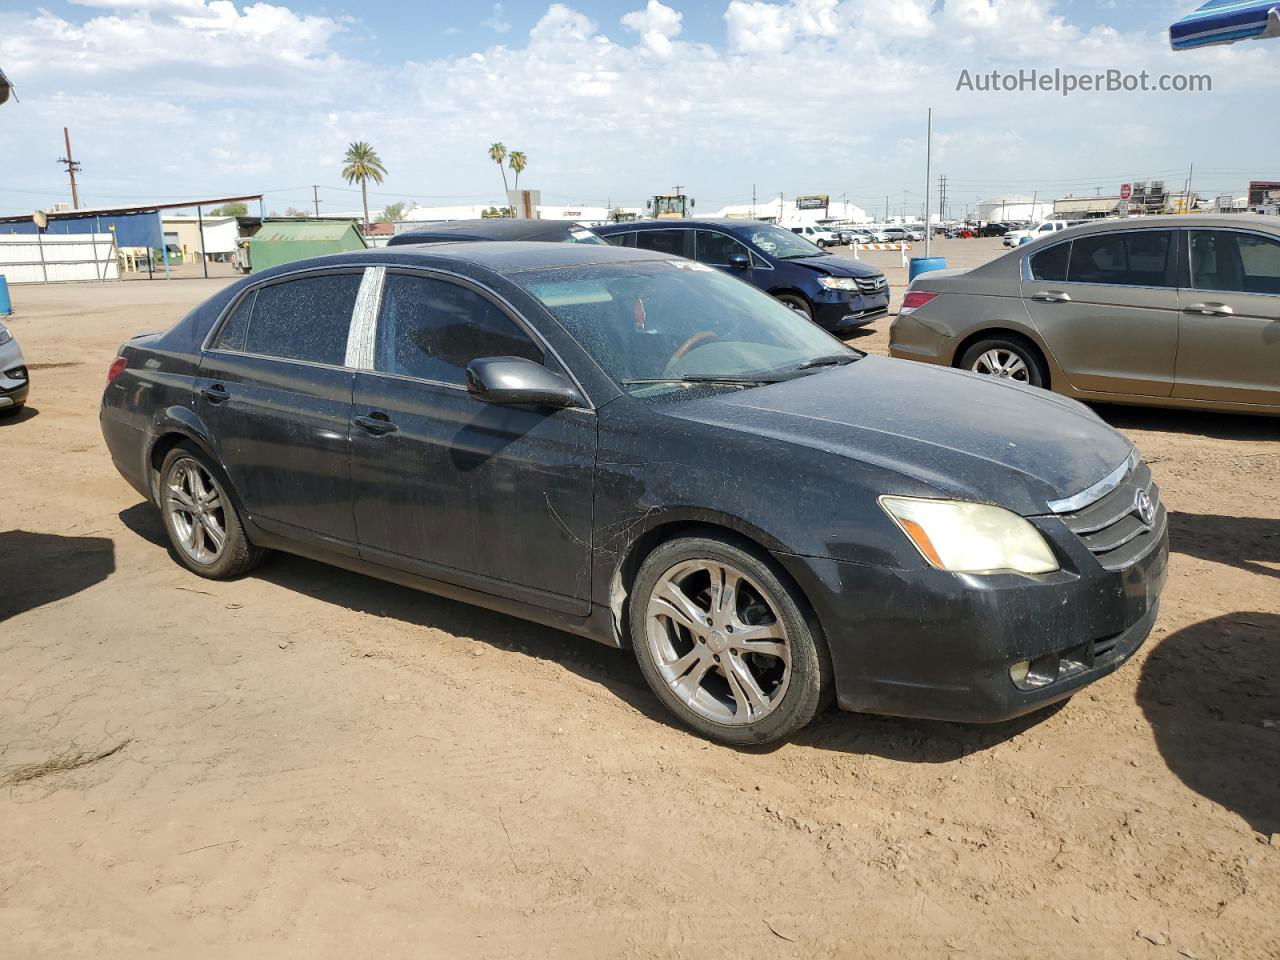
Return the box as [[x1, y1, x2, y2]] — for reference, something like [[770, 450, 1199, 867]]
[[1173, 228, 1280, 406], [349, 269, 596, 614], [1021, 229, 1180, 397], [634, 228, 694, 258], [197, 269, 365, 547]]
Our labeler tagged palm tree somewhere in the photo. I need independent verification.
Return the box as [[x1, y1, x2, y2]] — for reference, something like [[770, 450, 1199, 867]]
[[509, 151, 528, 191], [341, 141, 387, 229], [488, 142, 510, 198]]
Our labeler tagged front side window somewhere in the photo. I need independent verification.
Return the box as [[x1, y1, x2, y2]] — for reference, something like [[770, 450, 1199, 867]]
[[1189, 230, 1280, 295], [514, 260, 848, 396], [1067, 231, 1173, 287], [633, 229, 692, 258], [603, 232, 633, 247], [695, 230, 751, 267], [374, 273, 542, 386], [244, 272, 361, 365], [1028, 242, 1071, 282]]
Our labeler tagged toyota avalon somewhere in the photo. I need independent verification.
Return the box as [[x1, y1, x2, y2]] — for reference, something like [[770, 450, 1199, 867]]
[[101, 242, 1167, 745]]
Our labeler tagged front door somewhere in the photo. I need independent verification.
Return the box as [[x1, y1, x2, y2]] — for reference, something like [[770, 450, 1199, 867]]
[[350, 270, 596, 614], [196, 269, 363, 546], [1174, 228, 1280, 406], [1021, 229, 1180, 397], [693, 229, 771, 288]]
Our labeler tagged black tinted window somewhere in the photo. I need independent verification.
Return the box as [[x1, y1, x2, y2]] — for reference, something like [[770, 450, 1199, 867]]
[[245, 273, 360, 365], [1189, 230, 1280, 295], [603, 232, 632, 247], [695, 231, 750, 266], [374, 273, 542, 385], [212, 289, 255, 352], [1028, 243, 1070, 282], [634, 230, 691, 257], [1068, 231, 1172, 287]]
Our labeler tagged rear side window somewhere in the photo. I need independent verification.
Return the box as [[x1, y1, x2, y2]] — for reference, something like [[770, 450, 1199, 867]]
[[634, 230, 692, 257], [244, 273, 361, 365], [1028, 243, 1070, 282], [212, 289, 255, 352], [1067, 231, 1173, 287], [374, 273, 542, 386], [1189, 230, 1280, 295], [603, 232, 633, 247]]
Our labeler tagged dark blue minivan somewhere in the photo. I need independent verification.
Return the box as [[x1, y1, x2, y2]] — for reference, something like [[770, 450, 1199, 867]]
[[594, 218, 889, 335]]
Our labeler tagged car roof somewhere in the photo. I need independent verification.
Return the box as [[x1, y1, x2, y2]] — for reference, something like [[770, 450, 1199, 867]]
[[387, 219, 596, 246], [248, 240, 673, 281], [594, 218, 781, 233], [1017, 214, 1278, 249]]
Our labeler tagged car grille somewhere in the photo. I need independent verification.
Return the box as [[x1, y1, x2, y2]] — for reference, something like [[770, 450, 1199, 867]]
[[855, 275, 887, 295], [1058, 460, 1166, 572]]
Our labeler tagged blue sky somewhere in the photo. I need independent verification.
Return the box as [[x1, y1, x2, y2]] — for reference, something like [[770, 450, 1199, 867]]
[[0, 0, 1274, 219]]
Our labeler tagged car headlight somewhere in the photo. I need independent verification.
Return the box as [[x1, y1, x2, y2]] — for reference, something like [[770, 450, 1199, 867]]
[[818, 276, 860, 291], [0, 322, 11, 346], [879, 496, 1060, 575]]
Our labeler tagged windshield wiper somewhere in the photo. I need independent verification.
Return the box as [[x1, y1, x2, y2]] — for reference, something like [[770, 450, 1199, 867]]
[[621, 374, 783, 387], [793, 353, 861, 370], [779, 253, 827, 260]]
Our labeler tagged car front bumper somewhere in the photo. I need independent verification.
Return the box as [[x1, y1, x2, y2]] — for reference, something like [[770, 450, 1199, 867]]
[[0, 336, 29, 410], [778, 520, 1169, 723], [812, 290, 891, 334]]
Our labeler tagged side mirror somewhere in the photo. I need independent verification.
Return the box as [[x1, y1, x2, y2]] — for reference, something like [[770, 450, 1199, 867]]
[[726, 252, 750, 269], [465, 357, 582, 409]]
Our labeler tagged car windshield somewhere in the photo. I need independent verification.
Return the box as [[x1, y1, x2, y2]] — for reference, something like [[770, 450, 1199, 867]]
[[514, 260, 852, 397], [743, 224, 827, 260], [563, 227, 608, 246]]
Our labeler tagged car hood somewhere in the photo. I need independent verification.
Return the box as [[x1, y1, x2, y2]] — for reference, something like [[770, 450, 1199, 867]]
[[782, 255, 880, 278], [668, 356, 1134, 516]]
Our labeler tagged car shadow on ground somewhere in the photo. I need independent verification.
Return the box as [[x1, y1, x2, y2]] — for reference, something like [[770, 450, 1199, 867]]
[[1168, 512, 1280, 581], [0, 406, 39, 426], [0, 529, 114, 622], [117, 500, 1064, 759], [1095, 404, 1278, 441], [1137, 612, 1279, 837]]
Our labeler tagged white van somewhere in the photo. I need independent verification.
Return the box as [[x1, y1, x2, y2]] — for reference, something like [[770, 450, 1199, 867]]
[[789, 225, 842, 248]]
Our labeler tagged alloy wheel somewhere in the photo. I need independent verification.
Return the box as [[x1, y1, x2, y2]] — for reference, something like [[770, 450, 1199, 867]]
[[972, 348, 1030, 382], [644, 559, 792, 725], [164, 457, 227, 565]]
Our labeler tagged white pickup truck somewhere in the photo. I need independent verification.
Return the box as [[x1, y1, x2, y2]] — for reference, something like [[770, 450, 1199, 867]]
[[1003, 219, 1087, 248]]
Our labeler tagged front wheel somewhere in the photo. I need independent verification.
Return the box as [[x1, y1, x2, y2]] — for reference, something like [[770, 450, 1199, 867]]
[[158, 444, 268, 579], [774, 294, 813, 321], [959, 336, 1047, 388], [629, 535, 831, 746]]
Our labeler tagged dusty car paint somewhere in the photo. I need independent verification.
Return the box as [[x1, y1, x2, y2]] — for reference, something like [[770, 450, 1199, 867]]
[[102, 242, 1168, 724]]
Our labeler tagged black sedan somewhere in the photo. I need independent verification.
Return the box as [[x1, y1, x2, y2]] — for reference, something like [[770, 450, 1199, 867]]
[[388, 218, 606, 247], [100, 242, 1168, 745]]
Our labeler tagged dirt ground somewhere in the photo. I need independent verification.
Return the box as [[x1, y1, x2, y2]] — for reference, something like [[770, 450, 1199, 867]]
[[1, 240, 1277, 959]]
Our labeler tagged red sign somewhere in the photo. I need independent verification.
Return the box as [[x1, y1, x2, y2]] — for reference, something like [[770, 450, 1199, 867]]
[[1120, 183, 1132, 201]]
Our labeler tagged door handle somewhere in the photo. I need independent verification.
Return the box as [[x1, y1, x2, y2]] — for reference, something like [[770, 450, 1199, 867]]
[[1184, 302, 1234, 316], [1031, 291, 1072, 303], [355, 412, 398, 436], [201, 383, 230, 404]]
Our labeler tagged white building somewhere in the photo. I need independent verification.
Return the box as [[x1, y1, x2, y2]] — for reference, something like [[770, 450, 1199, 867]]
[[975, 195, 1053, 224], [398, 202, 640, 226], [709, 198, 870, 226], [161, 215, 239, 260]]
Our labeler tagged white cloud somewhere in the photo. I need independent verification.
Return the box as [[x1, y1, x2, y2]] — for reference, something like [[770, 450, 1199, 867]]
[[481, 2, 511, 33], [0, 0, 1274, 218], [622, 0, 683, 57]]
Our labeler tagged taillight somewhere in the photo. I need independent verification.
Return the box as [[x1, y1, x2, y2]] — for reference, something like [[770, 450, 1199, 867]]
[[107, 356, 128, 386], [899, 291, 939, 314]]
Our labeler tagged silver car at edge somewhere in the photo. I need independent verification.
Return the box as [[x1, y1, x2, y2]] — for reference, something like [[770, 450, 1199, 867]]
[[890, 215, 1280, 416], [0, 319, 30, 414]]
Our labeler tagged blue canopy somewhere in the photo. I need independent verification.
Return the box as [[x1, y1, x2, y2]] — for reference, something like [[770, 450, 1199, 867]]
[[1171, 1, 1280, 50]]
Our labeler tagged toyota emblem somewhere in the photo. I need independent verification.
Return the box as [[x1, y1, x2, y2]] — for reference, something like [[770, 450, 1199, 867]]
[[1134, 489, 1155, 527]]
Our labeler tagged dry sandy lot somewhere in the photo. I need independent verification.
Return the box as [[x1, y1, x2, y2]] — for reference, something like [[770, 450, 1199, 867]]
[[1, 240, 1277, 959]]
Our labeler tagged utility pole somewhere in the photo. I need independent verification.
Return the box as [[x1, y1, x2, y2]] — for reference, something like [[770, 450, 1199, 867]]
[[885, 195, 889, 223], [937, 173, 948, 224], [751, 183, 757, 219], [313, 185, 321, 217], [57, 127, 81, 209], [1184, 163, 1195, 212]]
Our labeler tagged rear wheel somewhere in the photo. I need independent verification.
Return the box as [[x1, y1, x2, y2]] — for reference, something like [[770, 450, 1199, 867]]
[[158, 444, 268, 579], [629, 535, 831, 746], [960, 335, 1047, 388]]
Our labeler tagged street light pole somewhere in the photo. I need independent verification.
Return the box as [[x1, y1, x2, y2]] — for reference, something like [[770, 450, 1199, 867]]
[[923, 108, 933, 259]]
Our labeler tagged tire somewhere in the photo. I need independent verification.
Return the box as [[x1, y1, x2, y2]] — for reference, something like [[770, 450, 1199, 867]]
[[157, 443, 268, 579], [774, 294, 813, 321], [959, 335, 1048, 388], [0, 403, 23, 418], [629, 534, 832, 746]]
